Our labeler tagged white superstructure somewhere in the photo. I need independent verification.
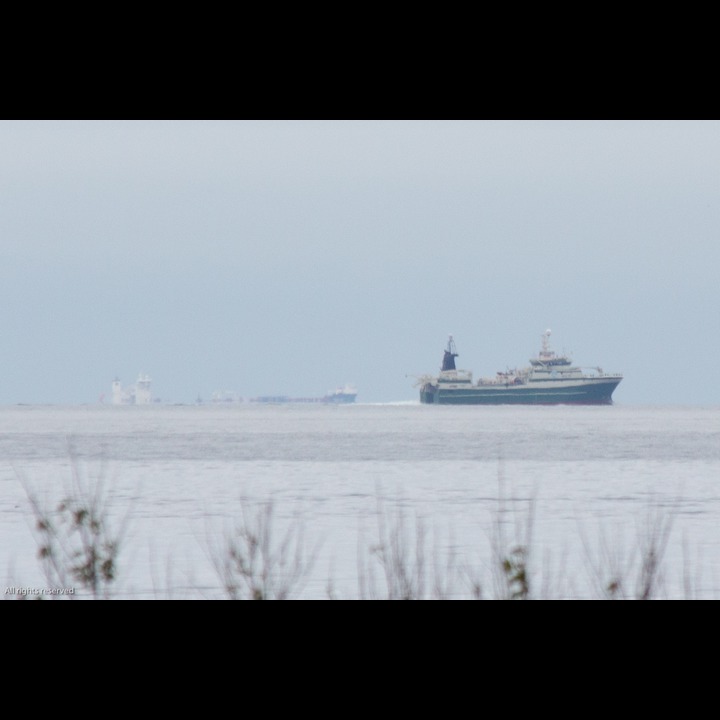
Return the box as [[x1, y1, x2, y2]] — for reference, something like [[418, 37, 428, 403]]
[[112, 374, 153, 405]]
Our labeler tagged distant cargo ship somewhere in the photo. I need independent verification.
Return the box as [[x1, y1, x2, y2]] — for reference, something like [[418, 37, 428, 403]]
[[250, 385, 358, 404], [418, 331, 622, 405]]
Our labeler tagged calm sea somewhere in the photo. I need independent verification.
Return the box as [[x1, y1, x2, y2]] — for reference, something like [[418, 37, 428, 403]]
[[1, 403, 719, 599]]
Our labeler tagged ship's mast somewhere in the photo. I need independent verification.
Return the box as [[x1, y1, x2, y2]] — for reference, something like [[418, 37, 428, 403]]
[[531, 328, 572, 367], [540, 329, 552, 360]]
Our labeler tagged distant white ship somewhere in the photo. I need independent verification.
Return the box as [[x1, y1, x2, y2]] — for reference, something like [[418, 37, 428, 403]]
[[210, 390, 244, 404], [112, 374, 153, 405]]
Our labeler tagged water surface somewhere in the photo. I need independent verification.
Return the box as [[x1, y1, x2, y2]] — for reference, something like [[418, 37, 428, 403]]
[[2, 403, 718, 599]]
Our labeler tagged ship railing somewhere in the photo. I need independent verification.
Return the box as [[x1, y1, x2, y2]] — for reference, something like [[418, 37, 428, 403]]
[[409, 374, 437, 388], [476, 377, 526, 386], [576, 367, 623, 378], [439, 369, 473, 381]]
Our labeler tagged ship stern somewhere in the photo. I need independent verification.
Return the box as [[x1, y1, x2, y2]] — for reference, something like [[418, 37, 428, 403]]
[[419, 382, 438, 404]]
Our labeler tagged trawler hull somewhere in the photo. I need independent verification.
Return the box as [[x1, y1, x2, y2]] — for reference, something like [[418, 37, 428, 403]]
[[420, 378, 621, 405]]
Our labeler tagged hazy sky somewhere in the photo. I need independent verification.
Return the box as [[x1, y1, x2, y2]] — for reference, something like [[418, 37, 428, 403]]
[[1, 120, 718, 405]]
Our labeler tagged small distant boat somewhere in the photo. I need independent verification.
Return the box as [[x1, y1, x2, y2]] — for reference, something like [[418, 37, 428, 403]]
[[210, 390, 244, 405], [417, 331, 622, 405]]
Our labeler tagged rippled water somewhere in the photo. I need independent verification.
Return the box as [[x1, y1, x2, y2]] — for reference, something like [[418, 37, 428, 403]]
[[1, 403, 719, 599]]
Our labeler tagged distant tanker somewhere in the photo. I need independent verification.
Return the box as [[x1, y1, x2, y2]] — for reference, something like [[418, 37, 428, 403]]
[[250, 385, 358, 404]]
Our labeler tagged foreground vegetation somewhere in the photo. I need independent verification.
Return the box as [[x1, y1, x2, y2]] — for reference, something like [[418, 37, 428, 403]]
[[6, 458, 708, 600]]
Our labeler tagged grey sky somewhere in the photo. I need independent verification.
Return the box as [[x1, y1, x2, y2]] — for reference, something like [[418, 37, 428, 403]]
[[1, 120, 718, 405]]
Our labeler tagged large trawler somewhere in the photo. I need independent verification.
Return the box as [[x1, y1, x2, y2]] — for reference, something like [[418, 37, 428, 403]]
[[418, 331, 622, 405]]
